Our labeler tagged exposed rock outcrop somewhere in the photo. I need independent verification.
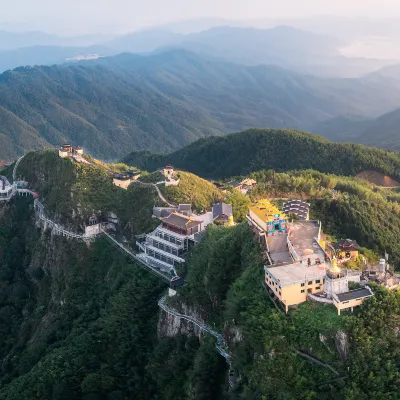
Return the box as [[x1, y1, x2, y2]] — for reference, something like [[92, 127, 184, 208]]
[[335, 330, 349, 361]]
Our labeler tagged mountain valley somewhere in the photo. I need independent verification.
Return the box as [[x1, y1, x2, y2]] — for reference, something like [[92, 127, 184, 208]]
[[2, 51, 400, 161]]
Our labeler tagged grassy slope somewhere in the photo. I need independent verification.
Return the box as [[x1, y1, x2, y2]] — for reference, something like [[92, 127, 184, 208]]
[[161, 171, 222, 212], [123, 128, 400, 180]]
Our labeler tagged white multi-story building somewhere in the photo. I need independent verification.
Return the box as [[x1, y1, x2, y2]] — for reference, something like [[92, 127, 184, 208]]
[[0, 176, 16, 201], [137, 211, 204, 274]]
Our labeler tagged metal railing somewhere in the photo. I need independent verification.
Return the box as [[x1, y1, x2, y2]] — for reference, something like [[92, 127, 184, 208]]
[[307, 292, 333, 304], [101, 229, 171, 283], [158, 295, 235, 387], [34, 199, 101, 240]]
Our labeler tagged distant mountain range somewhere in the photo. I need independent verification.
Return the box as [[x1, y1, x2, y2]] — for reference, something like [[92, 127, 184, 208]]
[[0, 30, 112, 50], [313, 108, 400, 150], [311, 63, 400, 149], [1, 49, 400, 160], [0, 26, 394, 77], [0, 45, 117, 74], [106, 25, 393, 77]]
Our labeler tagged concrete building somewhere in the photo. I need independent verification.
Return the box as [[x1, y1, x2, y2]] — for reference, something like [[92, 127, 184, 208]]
[[112, 170, 141, 189], [225, 178, 256, 194], [333, 287, 374, 315], [163, 165, 175, 180], [0, 175, 16, 201], [85, 215, 102, 236], [248, 199, 288, 233], [212, 202, 234, 226], [137, 211, 204, 274], [265, 263, 326, 312], [162, 164, 180, 187], [324, 258, 351, 299], [264, 220, 328, 312], [333, 239, 360, 259], [113, 175, 131, 189], [153, 204, 193, 219], [252, 200, 372, 314], [58, 144, 84, 158]]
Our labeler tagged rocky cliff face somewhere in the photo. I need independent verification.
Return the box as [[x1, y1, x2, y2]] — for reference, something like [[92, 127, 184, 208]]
[[335, 330, 349, 361], [157, 302, 205, 339]]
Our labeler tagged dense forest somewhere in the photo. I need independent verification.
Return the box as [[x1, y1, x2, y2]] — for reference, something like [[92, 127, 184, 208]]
[[2, 151, 400, 399], [123, 128, 400, 180]]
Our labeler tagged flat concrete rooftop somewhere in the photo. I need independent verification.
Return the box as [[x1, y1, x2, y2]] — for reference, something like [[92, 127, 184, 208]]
[[266, 221, 331, 286], [289, 221, 327, 265], [266, 263, 328, 286]]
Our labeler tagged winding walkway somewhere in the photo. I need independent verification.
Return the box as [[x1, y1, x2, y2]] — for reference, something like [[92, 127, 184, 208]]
[[135, 181, 175, 207], [34, 199, 100, 240], [12, 155, 24, 182], [294, 349, 340, 376]]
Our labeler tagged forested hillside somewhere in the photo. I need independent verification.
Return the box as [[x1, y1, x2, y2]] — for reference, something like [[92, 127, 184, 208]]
[[123, 128, 400, 180], [2, 151, 400, 398], [13, 151, 162, 236], [2, 50, 400, 160]]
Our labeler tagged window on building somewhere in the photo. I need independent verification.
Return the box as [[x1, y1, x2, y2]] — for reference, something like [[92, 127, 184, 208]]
[[301, 283, 305, 287], [343, 301, 349, 304], [316, 280, 321, 283], [308, 281, 313, 285], [301, 290, 305, 293], [279, 291, 281, 296], [315, 286, 321, 290]]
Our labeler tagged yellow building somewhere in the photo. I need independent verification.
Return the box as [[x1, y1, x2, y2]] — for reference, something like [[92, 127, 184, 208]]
[[333, 239, 360, 259], [58, 149, 69, 158], [265, 264, 326, 312], [248, 199, 288, 233]]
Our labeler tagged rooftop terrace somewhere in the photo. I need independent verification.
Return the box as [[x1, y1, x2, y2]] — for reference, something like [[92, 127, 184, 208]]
[[289, 221, 324, 264], [266, 221, 330, 285], [266, 263, 327, 287]]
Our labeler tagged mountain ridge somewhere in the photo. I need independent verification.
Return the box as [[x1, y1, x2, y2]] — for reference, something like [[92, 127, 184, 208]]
[[122, 128, 400, 180]]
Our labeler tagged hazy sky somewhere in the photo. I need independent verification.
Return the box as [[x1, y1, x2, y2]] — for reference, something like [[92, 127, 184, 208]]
[[1, 0, 400, 34]]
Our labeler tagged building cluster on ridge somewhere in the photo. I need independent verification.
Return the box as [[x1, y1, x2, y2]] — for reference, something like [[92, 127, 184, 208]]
[[246, 199, 374, 315], [112, 165, 179, 190], [58, 144, 84, 158]]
